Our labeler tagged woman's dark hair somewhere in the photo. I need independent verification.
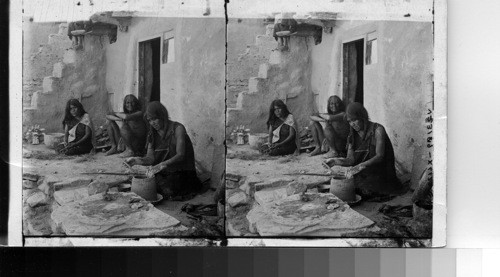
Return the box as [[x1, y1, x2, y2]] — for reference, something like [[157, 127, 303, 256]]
[[345, 102, 370, 122], [266, 99, 291, 128], [326, 95, 346, 115], [62, 98, 86, 127], [144, 101, 170, 132], [123, 94, 141, 114]]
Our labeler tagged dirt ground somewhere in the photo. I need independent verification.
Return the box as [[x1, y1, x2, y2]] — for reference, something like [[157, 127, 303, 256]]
[[23, 143, 222, 237], [226, 144, 429, 238]]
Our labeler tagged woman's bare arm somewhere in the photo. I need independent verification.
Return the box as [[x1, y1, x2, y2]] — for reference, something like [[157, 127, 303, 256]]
[[68, 125, 91, 148], [275, 126, 296, 147], [310, 115, 326, 122], [162, 124, 186, 167], [327, 145, 355, 166], [64, 124, 69, 144], [106, 113, 122, 121], [320, 112, 345, 122], [268, 125, 273, 144], [130, 143, 155, 166], [357, 126, 386, 168], [119, 111, 143, 121]]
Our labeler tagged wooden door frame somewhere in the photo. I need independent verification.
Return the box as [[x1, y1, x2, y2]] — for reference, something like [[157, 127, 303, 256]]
[[340, 35, 366, 105], [136, 34, 163, 109]]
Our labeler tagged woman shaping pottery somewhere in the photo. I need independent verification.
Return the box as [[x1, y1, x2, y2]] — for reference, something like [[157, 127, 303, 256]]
[[125, 101, 201, 200], [105, 94, 148, 157], [324, 102, 402, 197], [309, 95, 350, 157], [60, 99, 95, 155], [260, 99, 300, 156]]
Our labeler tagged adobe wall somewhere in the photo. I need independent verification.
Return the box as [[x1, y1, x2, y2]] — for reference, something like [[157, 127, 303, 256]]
[[105, 17, 226, 178], [310, 20, 433, 174]]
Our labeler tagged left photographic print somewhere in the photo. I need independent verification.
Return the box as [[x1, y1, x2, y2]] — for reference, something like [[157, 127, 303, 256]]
[[21, 3, 226, 243]]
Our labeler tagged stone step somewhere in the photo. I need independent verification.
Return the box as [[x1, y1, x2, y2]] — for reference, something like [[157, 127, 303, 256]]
[[48, 34, 72, 50], [52, 62, 65, 78], [265, 24, 275, 36], [58, 23, 69, 36], [29, 90, 41, 109], [255, 35, 278, 56], [258, 63, 269, 79], [42, 76, 60, 94], [269, 50, 282, 65], [226, 107, 243, 128], [248, 77, 267, 94], [63, 49, 77, 65]]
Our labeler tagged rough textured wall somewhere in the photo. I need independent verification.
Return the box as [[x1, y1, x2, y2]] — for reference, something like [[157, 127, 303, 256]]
[[310, 21, 433, 173], [226, 18, 268, 106], [27, 35, 110, 133], [269, 38, 315, 133], [22, 19, 63, 107], [177, 17, 226, 178], [105, 17, 225, 179], [23, 21, 110, 133], [227, 36, 316, 134], [105, 17, 176, 111]]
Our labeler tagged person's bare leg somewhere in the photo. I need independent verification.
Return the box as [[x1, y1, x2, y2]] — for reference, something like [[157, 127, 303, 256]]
[[118, 122, 135, 158], [323, 124, 339, 158], [309, 121, 325, 156], [105, 120, 120, 155]]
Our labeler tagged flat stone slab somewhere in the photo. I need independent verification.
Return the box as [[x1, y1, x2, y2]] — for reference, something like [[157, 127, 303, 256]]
[[54, 187, 89, 206], [51, 192, 181, 236], [54, 177, 93, 191], [247, 193, 375, 236], [254, 188, 288, 206]]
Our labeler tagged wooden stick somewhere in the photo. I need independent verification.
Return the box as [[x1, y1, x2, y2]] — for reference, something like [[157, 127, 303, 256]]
[[82, 172, 146, 178], [284, 173, 332, 177]]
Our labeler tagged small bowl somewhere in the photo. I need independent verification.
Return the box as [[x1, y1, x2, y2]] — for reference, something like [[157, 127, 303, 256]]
[[318, 184, 330, 193], [345, 194, 362, 206], [117, 183, 131, 192], [149, 193, 163, 205]]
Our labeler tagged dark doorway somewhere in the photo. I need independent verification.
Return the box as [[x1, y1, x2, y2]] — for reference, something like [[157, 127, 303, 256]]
[[342, 39, 364, 107], [138, 37, 161, 111]]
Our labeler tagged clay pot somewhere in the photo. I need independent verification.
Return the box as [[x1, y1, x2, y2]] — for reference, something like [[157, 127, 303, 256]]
[[329, 176, 356, 202], [248, 133, 269, 150], [131, 176, 157, 201], [44, 133, 65, 149]]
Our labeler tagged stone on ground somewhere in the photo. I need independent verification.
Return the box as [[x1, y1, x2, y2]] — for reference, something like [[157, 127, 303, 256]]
[[54, 177, 92, 191], [23, 173, 40, 182], [247, 193, 375, 236], [286, 181, 307, 196], [227, 190, 249, 207], [54, 187, 89, 206], [254, 177, 295, 191], [87, 180, 108, 195], [51, 192, 181, 236], [37, 175, 60, 197], [27, 191, 49, 208], [254, 187, 288, 206], [23, 180, 38, 189]]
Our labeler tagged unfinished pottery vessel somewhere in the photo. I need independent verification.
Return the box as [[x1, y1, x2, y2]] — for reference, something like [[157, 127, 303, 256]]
[[131, 176, 157, 201], [329, 176, 356, 202], [44, 133, 65, 149], [248, 133, 269, 150]]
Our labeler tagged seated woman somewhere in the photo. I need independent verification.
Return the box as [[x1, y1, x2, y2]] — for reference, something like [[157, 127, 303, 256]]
[[324, 102, 402, 197], [260, 99, 300, 156], [309, 95, 350, 157], [60, 99, 95, 155], [105, 94, 147, 157], [125, 101, 201, 200]]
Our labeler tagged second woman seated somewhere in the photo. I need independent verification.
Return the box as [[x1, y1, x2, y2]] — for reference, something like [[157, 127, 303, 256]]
[[260, 99, 300, 156], [105, 94, 148, 157]]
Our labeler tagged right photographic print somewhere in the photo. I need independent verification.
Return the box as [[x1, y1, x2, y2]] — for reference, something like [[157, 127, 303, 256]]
[[225, 3, 444, 247]]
